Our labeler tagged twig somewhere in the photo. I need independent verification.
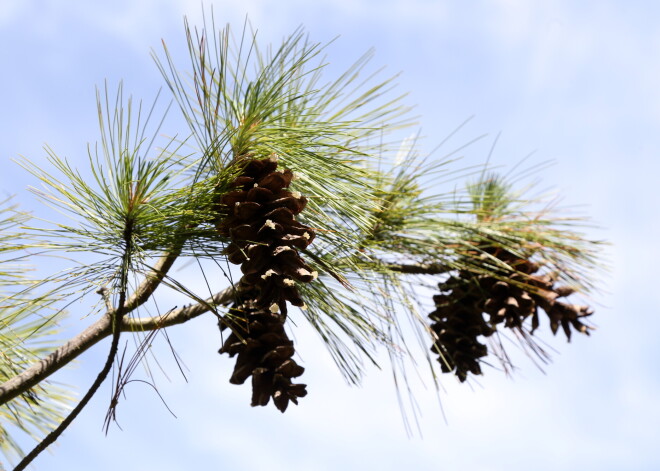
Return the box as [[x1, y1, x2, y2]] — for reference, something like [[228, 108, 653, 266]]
[[13, 215, 140, 470], [0, 288, 233, 407], [0, 315, 112, 406], [121, 289, 233, 331], [96, 286, 113, 312], [386, 261, 451, 275], [0, 257, 445, 409], [124, 248, 184, 311], [13, 310, 125, 470]]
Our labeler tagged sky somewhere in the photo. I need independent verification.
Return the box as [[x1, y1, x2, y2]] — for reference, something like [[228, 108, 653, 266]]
[[1, 1, 658, 470]]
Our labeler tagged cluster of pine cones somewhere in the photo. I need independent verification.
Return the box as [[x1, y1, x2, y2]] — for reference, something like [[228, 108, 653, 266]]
[[214, 156, 594, 399], [429, 245, 593, 382], [215, 156, 316, 412]]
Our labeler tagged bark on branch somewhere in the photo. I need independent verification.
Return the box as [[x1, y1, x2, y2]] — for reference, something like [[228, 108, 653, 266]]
[[0, 288, 234, 407], [0, 258, 439, 408], [124, 248, 184, 312], [387, 261, 451, 275]]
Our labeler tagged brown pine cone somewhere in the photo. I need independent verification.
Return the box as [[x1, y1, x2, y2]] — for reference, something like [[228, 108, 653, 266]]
[[486, 250, 594, 340], [529, 277, 594, 341], [216, 155, 316, 412], [481, 277, 536, 329], [429, 277, 494, 382], [429, 245, 594, 381], [219, 303, 307, 412], [216, 155, 317, 315]]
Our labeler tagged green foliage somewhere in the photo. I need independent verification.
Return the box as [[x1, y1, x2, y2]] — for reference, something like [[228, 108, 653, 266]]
[[0, 201, 73, 463]]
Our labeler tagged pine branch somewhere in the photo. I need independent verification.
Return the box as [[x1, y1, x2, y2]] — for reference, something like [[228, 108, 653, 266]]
[[0, 254, 440, 410], [386, 262, 451, 275], [13, 215, 137, 470], [0, 288, 234, 407], [121, 288, 234, 331], [0, 15, 605, 464], [124, 247, 184, 312], [0, 314, 112, 407], [13, 284, 129, 471]]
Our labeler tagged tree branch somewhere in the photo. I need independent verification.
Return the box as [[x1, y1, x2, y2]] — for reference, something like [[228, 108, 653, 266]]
[[0, 314, 112, 407], [124, 247, 184, 311], [122, 288, 235, 331], [14, 217, 139, 470], [0, 257, 445, 408], [0, 287, 234, 407], [386, 261, 451, 275]]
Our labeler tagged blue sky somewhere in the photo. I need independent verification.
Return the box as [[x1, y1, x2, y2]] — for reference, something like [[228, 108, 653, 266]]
[[1, 1, 658, 470]]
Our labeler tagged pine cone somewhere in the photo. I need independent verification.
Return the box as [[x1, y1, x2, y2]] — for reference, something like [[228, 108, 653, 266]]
[[429, 277, 494, 382], [216, 156, 317, 315], [530, 278, 593, 341], [481, 277, 536, 329], [219, 302, 307, 412], [477, 245, 593, 340], [429, 245, 594, 382], [216, 156, 315, 411]]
